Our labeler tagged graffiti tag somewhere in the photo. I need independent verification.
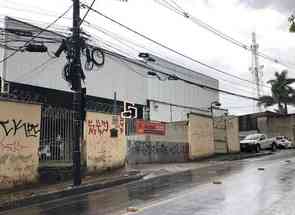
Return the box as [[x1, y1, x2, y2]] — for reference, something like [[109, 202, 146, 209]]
[[88, 120, 109, 136], [0, 141, 29, 153], [88, 118, 125, 136], [0, 119, 40, 138]]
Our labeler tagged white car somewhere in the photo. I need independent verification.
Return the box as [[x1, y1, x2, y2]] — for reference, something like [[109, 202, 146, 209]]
[[275, 136, 292, 149], [240, 133, 277, 153]]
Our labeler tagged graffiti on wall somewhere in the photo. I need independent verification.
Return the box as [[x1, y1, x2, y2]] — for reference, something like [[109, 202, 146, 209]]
[[88, 120, 109, 136], [128, 141, 188, 155], [87, 117, 124, 136], [0, 140, 29, 153], [0, 101, 41, 190], [0, 119, 40, 137], [127, 141, 189, 163]]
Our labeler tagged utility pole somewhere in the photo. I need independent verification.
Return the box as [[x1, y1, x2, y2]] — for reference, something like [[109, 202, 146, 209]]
[[72, 0, 82, 186], [250, 32, 264, 112]]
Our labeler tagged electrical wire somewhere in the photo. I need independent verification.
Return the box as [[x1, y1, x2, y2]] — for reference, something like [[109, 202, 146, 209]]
[[84, 21, 268, 96], [111, 55, 148, 78], [0, 30, 63, 43], [0, 3, 72, 22], [80, 0, 97, 26], [101, 47, 259, 101], [88, 31, 258, 98], [155, 0, 295, 70], [0, 5, 270, 95], [81, 4, 272, 90], [0, 5, 72, 64], [0, 4, 261, 101], [88, 31, 136, 57]]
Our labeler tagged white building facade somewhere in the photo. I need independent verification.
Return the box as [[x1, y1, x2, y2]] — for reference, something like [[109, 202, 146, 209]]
[[1, 17, 219, 122]]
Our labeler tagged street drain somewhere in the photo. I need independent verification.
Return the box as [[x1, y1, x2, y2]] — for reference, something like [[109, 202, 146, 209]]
[[285, 160, 291, 163], [213, 181, 222, 184], [258, 168, 265, 171]]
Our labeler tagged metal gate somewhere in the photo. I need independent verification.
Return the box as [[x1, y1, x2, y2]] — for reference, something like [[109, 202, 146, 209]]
[[213, 117, 228, 153], [39, 107, 76, 163]]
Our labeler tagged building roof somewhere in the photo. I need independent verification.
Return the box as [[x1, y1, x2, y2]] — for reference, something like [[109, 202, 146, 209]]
[[238, 111, 282, 118], [238, 111, 295, 119]]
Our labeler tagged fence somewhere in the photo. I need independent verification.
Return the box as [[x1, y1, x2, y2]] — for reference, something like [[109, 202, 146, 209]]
[[39, 107, 76, 163]]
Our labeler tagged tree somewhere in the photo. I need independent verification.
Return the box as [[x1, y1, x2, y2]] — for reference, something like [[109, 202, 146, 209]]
[[258, 70, 295, 114], [289, 14, 295, 32]]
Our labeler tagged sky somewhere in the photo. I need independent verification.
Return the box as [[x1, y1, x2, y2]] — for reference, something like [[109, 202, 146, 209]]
[[0, 0, 295, 115]]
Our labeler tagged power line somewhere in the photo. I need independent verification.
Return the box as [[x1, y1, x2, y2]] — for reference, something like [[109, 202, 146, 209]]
[[80, 0, 96, 26], [89, 36, 260, 100], [155, 0, 295, 71], [0, 5, 72, 64], [0, 16, 71, 35], [81, 4, 271, 90], [84, 20, 267, 96], [101, 47, 259, 101], [0, 3, 72, 22], [90, 33, 138, 58], [5, 16, 255, 95], [3, 4, 259, 101], [0, 29, 64, 43]]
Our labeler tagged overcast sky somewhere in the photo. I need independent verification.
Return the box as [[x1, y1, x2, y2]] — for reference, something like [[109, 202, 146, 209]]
[[0, 0, 295, 115]]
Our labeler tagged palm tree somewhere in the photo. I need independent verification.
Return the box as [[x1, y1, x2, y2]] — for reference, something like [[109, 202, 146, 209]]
[[258, 70, 295, 114]]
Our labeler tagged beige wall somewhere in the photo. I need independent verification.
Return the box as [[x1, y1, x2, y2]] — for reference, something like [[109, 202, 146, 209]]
[[127, 121, 188, 143], [146, 121, 188, 143], [127, 121, 189, 164], [267, 117, 294, 145], [213, 117, 227, 153], [257, 116, 294, 143], [226, 117, 240, 153], [84, 112, 126, 172], [0, 100, 41, 189], [213, 116, 240, 154], [188, 114, 214, 159], [257, 117, 269, 134]]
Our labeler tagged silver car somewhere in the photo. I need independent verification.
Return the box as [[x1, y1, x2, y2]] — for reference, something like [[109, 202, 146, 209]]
[[275, 136, 292, 149]]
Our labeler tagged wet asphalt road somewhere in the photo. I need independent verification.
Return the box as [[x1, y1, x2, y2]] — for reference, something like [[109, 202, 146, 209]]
[[2, 150, 295, 215]]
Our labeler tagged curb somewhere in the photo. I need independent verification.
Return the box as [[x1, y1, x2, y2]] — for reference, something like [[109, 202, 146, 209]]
[[0, 174, 144, 212], [216, 152, 273, 161]]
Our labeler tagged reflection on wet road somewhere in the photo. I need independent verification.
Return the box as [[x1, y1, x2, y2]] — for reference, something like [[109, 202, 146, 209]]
[[2, 151, 295, 215]]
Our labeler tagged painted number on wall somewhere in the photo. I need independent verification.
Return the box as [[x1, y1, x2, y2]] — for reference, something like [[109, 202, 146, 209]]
[[121, 102, 137, 119]]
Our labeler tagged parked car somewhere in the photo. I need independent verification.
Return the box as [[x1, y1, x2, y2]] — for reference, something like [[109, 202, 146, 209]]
[[274, 136, 292, 149], [240, 133, 277, 153]]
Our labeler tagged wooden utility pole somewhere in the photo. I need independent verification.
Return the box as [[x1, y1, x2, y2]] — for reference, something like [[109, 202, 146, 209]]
[[72, 0, 82, 186]]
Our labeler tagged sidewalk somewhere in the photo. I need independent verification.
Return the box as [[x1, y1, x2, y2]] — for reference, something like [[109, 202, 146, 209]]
[[0, 168, 143, 212], [0, 151, 272, 212], [129, 151, 273, 179]]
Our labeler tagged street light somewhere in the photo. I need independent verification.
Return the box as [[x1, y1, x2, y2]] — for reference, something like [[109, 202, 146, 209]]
[[147, 71, 179, 81], [138, 52, 156, 62], [210, 101, 221, 117]]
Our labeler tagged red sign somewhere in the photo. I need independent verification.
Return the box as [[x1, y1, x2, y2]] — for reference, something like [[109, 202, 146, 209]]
[[136, 120, 166, 135]]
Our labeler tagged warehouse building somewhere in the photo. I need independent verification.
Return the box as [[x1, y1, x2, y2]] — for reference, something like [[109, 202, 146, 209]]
[[1, 16, 219, 122]]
